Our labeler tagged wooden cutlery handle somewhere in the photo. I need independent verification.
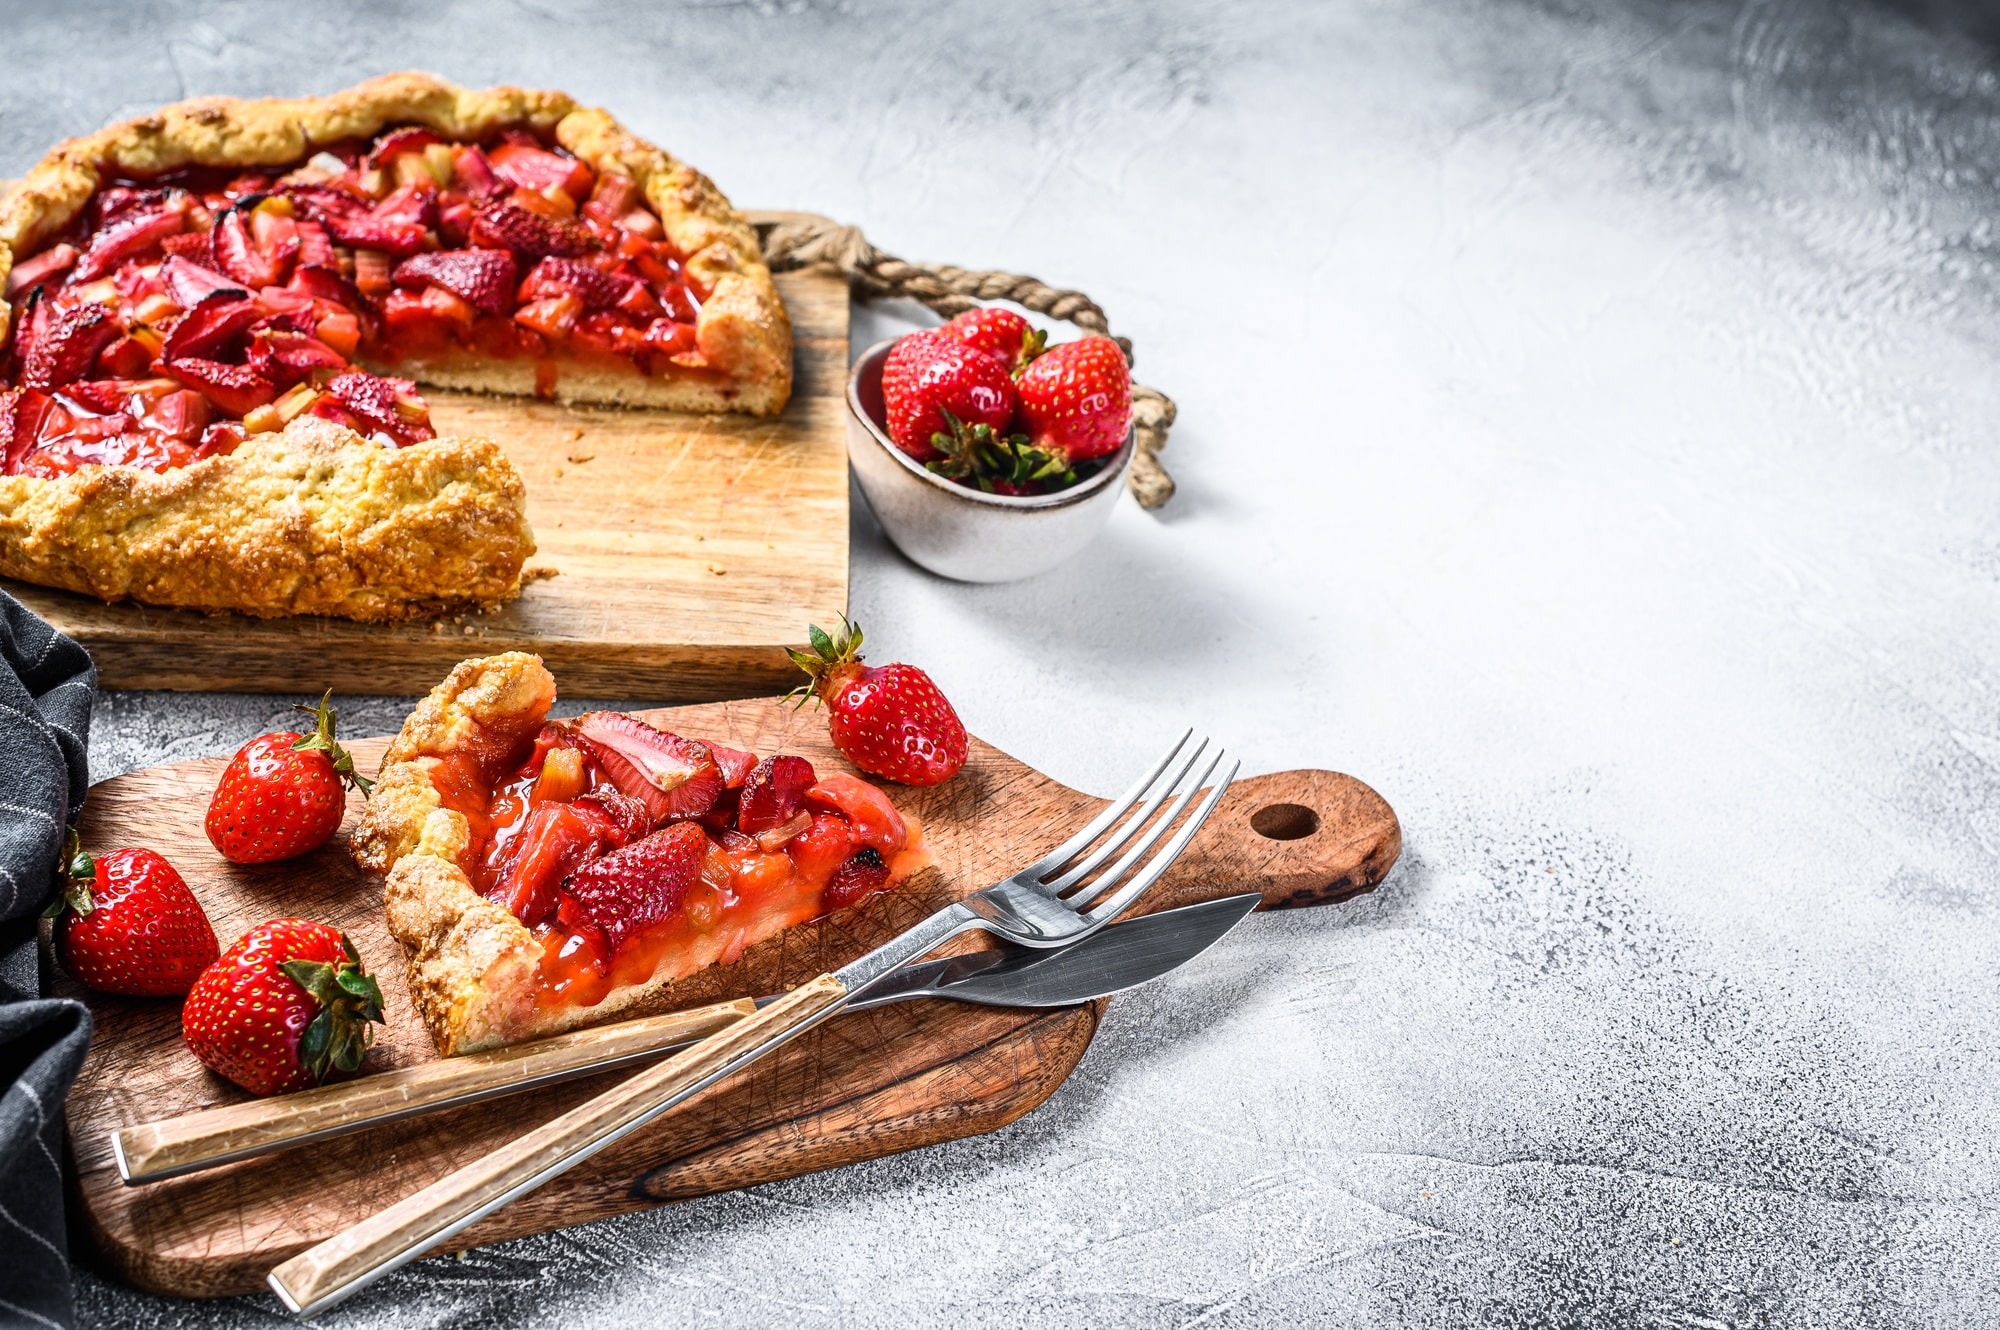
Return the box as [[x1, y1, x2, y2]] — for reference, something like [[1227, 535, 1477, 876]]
[[113, 998, 757, 1186], [1164, 768, 1401, 912], [266, 974, 850, 1318]]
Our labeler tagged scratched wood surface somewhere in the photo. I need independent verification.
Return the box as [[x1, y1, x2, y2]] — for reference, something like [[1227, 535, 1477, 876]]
[[56, 696, 1401, 1298], [2, 229, 850, 700]]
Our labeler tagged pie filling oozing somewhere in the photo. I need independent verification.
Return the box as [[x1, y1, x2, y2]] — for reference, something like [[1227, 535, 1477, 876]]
[[428, 710, 930, 1011], [1, 127, 710, 479]]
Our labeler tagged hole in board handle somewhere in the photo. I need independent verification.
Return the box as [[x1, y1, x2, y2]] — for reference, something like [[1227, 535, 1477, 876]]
[[1250, 803, 1319, 841]]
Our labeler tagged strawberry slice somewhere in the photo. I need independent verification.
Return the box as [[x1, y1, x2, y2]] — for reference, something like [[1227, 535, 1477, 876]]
[[393, 248, 518, 315], [288, 263, 374, 318], [212, 205, 296, 289], [164, 358, 277, 417], [707, 742, 757, 789], [470, 201, 597, 259], [573, 788, 651, 847], [823, 847, 891, 912], [260, 330, 347, 375], [572, 712, 723, 823], [294, 220, 337, 269], [325, 371, 433, 444], [284, 184, 431, 256], [492, 802, 605, 926], [161, 292, 264, 363], [20, 303, 121, 390], [72, 206, 186, 283], [517, 256, 634, 311], [159, 231, 214, 266], [489, 143, 594, 199], [366, 126, 443, 169], [160, 255, 246, 309], [737, 755, 818, 834], [5, 243, 78, 299], [805, 773, 909, 856], [555, 823, 707, 950]]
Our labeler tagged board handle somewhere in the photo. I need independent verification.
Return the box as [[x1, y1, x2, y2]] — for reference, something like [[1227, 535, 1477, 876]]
[[266, 975, 850, 1319], [1154, 768, 1402, 913], [112, 998, 757, 1186]]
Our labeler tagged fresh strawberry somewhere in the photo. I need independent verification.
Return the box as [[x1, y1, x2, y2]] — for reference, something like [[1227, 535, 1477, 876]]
[[942, 307, 1045, 375], [182, 919, 384, 1096], [572, 712, 722, 822], [393, 248, 518, 315], [1014, 335, 1133, 463], [736, 755, 818, 834], [788, 617, 967, 786], [46, 837, 218, 996], [822, 847, 890, 912], [204, 690, 372, 864], [470, 200, 598, 259], [556, 822, 707, 949], [19, 302, 120, 390], [880, 328, 1017, 462]]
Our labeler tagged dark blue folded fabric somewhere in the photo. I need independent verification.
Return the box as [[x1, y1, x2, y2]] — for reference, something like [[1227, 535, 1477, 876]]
[[0, 591, 95, 1330]]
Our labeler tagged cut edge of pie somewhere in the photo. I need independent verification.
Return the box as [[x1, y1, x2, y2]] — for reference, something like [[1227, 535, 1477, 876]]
[[0, 413, 533, 619], [355, 652, 930, 1056]]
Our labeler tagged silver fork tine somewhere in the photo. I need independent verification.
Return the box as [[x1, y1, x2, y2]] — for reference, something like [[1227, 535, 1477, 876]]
[[1025, 729, 1193, 878], [1083, 757, 1240, 924], [1043, 738, 1211, 897], [1063, 746, 1228, 913]]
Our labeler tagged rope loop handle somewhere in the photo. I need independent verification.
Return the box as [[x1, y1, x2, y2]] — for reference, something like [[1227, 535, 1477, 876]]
[[756, 215, 1176, 509]]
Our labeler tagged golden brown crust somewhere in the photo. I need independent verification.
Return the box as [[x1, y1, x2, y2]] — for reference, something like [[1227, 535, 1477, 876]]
[[0, 416, 534, 620], [354, 651, 557, 1053], [0, 70, 791, 410]]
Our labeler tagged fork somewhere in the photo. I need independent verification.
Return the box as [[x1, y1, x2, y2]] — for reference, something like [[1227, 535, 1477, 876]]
[[267, 731, 1237, 1318]]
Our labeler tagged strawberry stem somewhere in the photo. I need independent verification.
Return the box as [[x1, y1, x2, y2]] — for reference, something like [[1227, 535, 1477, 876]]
[[280, 934, 385, 1081], [41, 826, 93, 920], [292, 689, 374, 798], [785, 614, 864, 709]]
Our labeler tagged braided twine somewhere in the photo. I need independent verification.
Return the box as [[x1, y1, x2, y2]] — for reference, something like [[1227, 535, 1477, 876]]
[[756, 216, 1176, 509]]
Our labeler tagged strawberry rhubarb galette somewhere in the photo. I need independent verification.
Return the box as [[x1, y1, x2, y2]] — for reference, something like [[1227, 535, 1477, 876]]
[[354, 653, 929, 1055], [0, 72, 790, 620]]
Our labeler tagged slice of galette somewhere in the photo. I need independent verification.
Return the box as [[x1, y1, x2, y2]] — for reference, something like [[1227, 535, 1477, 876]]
[[353, 653, 930, 1055], [0, 71, 789, 619]]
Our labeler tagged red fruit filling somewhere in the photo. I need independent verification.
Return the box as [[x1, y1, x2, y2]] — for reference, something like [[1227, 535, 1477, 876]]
[[0, 125, 707, 477], [445, 715, 929, 1011]]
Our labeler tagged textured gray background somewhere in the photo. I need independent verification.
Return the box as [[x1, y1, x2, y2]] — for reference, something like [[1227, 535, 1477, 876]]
[[11, 0, 2000, 1324]]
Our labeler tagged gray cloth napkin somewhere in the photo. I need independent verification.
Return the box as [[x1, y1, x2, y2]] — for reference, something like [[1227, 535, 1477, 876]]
[[0, 590, 95, 1330]]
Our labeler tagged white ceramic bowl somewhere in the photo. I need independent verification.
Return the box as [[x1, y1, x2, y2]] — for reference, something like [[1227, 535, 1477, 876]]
[[846, 337, 1133, 583]]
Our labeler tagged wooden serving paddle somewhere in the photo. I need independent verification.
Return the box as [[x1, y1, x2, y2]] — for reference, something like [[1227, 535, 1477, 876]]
[[62, 695, 1399, 1299]]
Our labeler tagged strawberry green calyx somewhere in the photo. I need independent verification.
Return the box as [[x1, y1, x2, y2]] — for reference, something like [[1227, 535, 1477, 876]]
[[1014, 326, 1049, 375], [291, 689, 373, 798], [925, 409, 1075, 495], [280, 933, 386, 1080], [41, 827, 94, 920], [786, 615, 865, 709]]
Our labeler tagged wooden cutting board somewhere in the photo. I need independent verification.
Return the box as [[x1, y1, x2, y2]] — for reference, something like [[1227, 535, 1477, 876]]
[[3, 220, 850, 699], [56, 696, 1400, 1299]]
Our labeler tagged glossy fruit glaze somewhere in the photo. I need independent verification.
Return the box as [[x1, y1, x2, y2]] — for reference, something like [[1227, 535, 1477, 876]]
[[1, 125, 706, 478], [425, 715, 929, 1012]]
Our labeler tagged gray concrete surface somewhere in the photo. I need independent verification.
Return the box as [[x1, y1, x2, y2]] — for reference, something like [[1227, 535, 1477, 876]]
[[17, 0, 2000, 1324]]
